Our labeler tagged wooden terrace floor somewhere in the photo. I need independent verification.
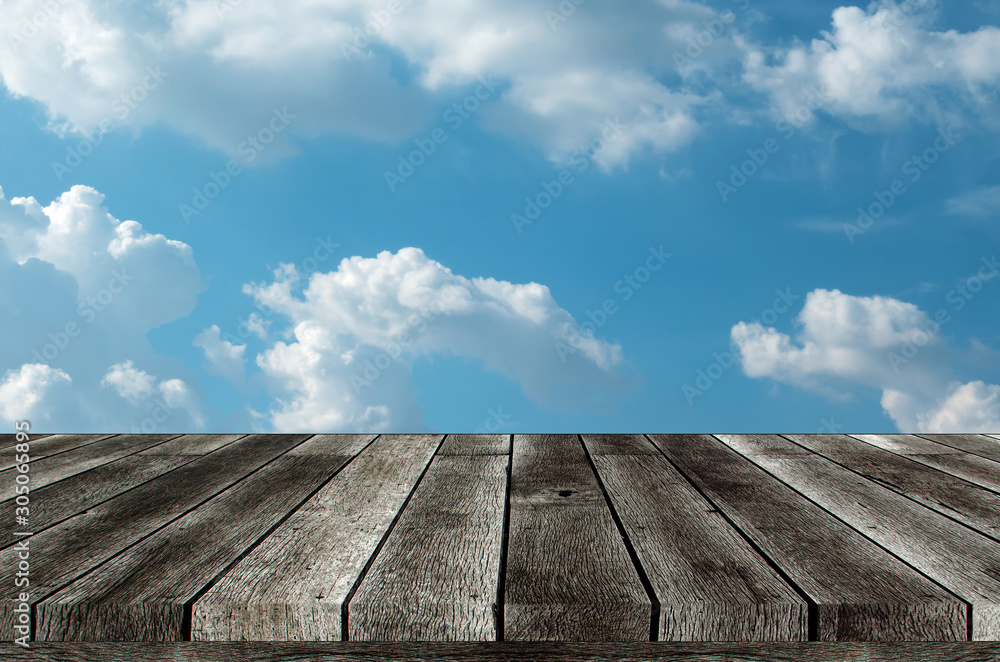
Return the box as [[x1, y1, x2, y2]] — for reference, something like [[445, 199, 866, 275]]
[[3, 432, 1000, 659]]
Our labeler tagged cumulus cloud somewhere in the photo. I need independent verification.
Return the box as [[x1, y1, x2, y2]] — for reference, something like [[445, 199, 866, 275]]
[[194, 325, 247, 384], [241, 247, 634, 432], [0, 184, 207, 431], [744, 1, 1000, 127], [732, 288, 1000, 432], [0, 0, 730, 168], [0, 363, 72, 427], [101, 361, 205, 429]]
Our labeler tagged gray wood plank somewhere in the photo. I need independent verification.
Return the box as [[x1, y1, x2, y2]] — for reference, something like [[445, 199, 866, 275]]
[[582, 435, 807, 641], [583, 433, 660, 456], [785, 434, 1000, 541], [0, 434, 311, 641], [0, 433, 49, 451], [348, 446, 507, 640], [504, 434, 650, 641], [917, 434, 1000, 466], [138, 434, 246, 456], [649, 434, 967, 642], [437, 434, 509, 456], [5, 641, 1000, 662], [718, 434, 1000, 640], [37, 435, 375, 641], [853, 434, 1000, 494], [192, 434, 443, 641], [0, 434, 179, 502], [0, 434, 112, 471]]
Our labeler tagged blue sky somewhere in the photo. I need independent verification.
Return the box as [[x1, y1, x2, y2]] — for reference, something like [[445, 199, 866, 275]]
[[1, 0, 999, 434]]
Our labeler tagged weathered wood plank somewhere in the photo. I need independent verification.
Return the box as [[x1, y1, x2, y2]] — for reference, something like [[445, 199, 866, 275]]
[[919, 434, 1000, 465], [785, 434, 1000, 541], [138, 434, 246, 456], [0, 433, 49, 451], [437, 434, 509, 456], [0, 434, 179, 502], [718, 434, 1000, 640], [582, 435, 807, 641], [0, 434, 311, 641], [504, 434, 650, 641], [192, 434, 443, 641], [583, 433, 660, 456], [649, 434, 967, 642], [37, 435, 375, 641], [4, 641, 1000, 662], [348, 435, 507, 640], [0, 434, 112, 471], [852, 434, 1000, 497], [0, 435, 245, 545]]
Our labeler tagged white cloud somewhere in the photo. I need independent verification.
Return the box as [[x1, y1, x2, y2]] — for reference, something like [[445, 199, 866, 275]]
[[0, 184, 209, 431], [943, 185, 1000, 217], [242, 247, 634, 432], [744, 1, 1000, 126], [732, 288, 1000, 432], [0, 363, 72, 427], [194, 325, 247, 384], [101, 360, 156, 404], [0, 0, 728, 168]]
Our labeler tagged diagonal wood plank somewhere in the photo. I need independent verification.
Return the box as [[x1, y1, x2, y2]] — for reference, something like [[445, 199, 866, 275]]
[[649, 434, 966, 642], [852, 434, 1000, 494], [37, 435, 375, 641], [0, 434, 311, 641], [0, 434, 180, 502], [192, 434, 443, 642], [0, 434, 113, 471], [916, 434, 1000, 466], [504, 434, 650, 641], [785, 434, 1000, 541], [137, 434, 247, 456], [582, 435, 807, 641], [0, 434, 50, 451], [349, 435, 508, 641], [0, 435, 245, 546], [718, 434, 1000, 640]]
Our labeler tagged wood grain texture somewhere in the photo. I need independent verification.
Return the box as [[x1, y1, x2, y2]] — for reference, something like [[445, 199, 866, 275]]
[[0, 434, 310, 641], [0, 433, 49, 450], [349, 452, 507, 640], [0, 434, 112, 471], [504, 434, 650, 641], [436, 434, 510, 456], [785, 434, 1000, 541], [718, 434, 1000, 640], [853, 434, 1000, 493], [583, 433, 660, 456], [138, 434, 246, 456], [192, 434, 443, 642], [36, 435, 375, 641], [0, 434, 179, 502], [919, 434, 1000, 465], [583, 435, 807, 641], [4, 641, 1000, 662], [649, 434, 966, 642]]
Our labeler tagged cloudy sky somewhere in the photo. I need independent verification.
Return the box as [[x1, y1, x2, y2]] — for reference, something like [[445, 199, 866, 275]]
[[1, 0, 998, 434]]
